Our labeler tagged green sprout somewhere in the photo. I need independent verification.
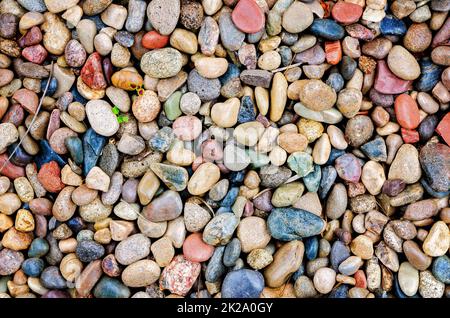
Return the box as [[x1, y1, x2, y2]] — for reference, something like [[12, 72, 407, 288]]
[[112, 106, 129, 124]]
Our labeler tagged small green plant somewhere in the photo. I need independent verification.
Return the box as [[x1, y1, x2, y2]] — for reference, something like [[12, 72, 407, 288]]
[[112, 106, 129, 124]]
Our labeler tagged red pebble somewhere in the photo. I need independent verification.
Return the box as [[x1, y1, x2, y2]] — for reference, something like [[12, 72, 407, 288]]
[[37, 161, 65, 193], [345, 23, 376, 41], [80, 52, 107, 90], [183, 233, 215, 263], [18, 26, 42, 47], [394, 94, 420, 129], [401, 128, 420, 144], [22, 44, 47, 64], [436, 112, 450, 146], [331, 2, 363, 25], [12, 89, 38, 115], [231, 0, 265, 33], [2, 104, 24, 126], [374, 61, 413, 94], [102, 57, 113, 85], [354, 270, 367, 288], [0, 154, 25, 179], [325, 41, 342, 65], [160, 255, 201, 296], [141, 31, 170, 49]]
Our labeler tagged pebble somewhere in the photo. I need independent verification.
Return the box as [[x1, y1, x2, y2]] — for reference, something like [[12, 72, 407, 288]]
[[93, 277, 130, 298], [387, 144, 422, 185], [141, 48, 182, 79], [313, 267, 336, 294], [422, 221, 450, 257], [147, 0, 180, 36], [419, 270, 445, 298], [222, 269, 264, 298], [282, 2, 313, 34], [398, 262, 419, 296], [76, 240, 105, 263], [219, 9, 245, 51], [114, 234, 151, 266], [122, 260, 160, 288], [142, 190, 183, 222], [268, 208, 325, 241], [237, 216, 271, 253], [264, 240, 304, 288], [432, 256, 450, 284], [0, 249, 24, 275], [160, 255, 200, 296]]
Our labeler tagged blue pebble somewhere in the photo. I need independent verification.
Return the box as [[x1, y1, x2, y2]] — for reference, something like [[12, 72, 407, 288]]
[[303, 165, 321, 193], [67, 217, 85, 234], [319, 166, 337, 200], [205, 246, 226, 283], [310, 19, 345, 41], [8, 143, 33, 167], [420, 178, 450, 198], [71, 86, 87, 104], [65, 136, 84, 165], [361, 136, 387, 162], [28, 238, 49, 258], [330, 241, 350, 271], [340, 56, 357, 80], [267, 208, 326, 241], [237, 96, 256, 124], [279, 46, 293, 67], [35, 140, 67, 169], [292, 264, 305, 281], [380, 15, 407, 36], [229, 171, 245, 185], [221, 269, 265, 298], [325, 149, 345, 165], [22, 203, 29, 210], [17, 0, 47, 12], [21, 258, 44, 277], [432, 255, 450, 284], [328, 284, 349, 298], [93, 277, 130, 298], [82, 128, 107, 176], [415, 58, 442, 92], [304, 236, 319, 261], [216, 206, 232, 214], [223, 238, 241, 267], [219, 64, 241, 85], [41, 77, 58, 96], [326, 73, 344, 92], [220, 187, 239, 208]]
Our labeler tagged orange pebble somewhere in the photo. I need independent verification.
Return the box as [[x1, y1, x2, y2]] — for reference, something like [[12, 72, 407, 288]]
[[325, 41, 342, 65], [436, 112, 450, 146], [394, 94, 420, 129]]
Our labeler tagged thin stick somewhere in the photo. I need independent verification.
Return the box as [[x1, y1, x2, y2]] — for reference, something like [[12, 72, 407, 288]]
[[0, 61, 54, 173], [271, 62, 302, 73]]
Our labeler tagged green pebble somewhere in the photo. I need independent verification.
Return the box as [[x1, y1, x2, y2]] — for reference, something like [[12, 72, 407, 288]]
[[164, 91, 182, 121], [287, 151, 314, 177]]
